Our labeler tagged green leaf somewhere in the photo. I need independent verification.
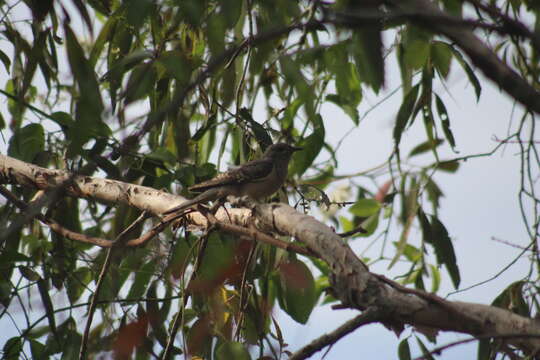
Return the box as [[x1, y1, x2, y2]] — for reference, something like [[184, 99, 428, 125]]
[[431, 41, 452, 78], [405, 40, 430, 70], [477, 339, 492, 360], [416, 336, 435, 360], [18, 265, 41, 281], [492, 281, 530, 317], [398, 338, 411, 360], [219, 0, 243, 28], [326, 94, 359, 125], [30, 340, 47, 359], [124, 62, 157, 104], [126, 0, 153, 28], [433, 160, 460, 173], [280, 56, 314, 119], [393, 84, 420, 146], [450, 47, 481, 100], [435, 95, 456, 148], [215, 341, 251, 360], [349, 199, 381, 217], [239, 108, 273, 148], [291, 114, 325, 176], [3, 337, 22, 359], [67, 267, 92, 303], [0, 48, 11, 73], [408, 139, 444, 158], [37, 279, 57, 336], [157, 50, 193, 86], [277, 259, 317, 324], [430, 216, 460, 289], [7, 123, 45, 163], [127, 261, 156, 299], [418, 207, 433, 245], [64, 24, 103, 113], [281, 98, 303, 130], [351, 29, 384, 92], [429, 264, 441, 293]]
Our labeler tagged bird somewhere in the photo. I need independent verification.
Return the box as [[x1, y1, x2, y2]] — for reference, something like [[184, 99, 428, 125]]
[[163, 143, 302, 215]]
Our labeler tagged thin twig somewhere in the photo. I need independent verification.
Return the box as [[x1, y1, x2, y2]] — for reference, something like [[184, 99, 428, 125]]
[[413, 333, 540, 360], [78, 212, 149, 360], [288, 307, 382, 360]]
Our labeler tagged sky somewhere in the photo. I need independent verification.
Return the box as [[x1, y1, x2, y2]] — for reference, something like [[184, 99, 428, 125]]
[[0, 2, 537, 359]]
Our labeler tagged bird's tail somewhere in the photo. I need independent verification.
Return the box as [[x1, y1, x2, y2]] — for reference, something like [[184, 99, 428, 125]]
[[163, 188, 220, 215]]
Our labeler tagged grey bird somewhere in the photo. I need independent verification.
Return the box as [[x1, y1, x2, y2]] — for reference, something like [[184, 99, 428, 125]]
[[164, 143, 302, 214]]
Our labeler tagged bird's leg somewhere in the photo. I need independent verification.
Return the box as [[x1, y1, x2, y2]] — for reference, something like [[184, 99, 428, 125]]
[[210, 198, 233, 223]]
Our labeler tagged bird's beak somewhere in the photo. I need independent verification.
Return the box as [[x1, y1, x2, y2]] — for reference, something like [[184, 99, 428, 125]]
[[291, 146, 303, 152]]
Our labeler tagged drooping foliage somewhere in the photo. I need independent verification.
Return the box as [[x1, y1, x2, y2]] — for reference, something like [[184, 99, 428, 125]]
[[1, 0, 539, 359]]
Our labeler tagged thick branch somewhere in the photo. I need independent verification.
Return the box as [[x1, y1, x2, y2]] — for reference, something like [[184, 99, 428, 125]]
[[2, 154, 540, 355]]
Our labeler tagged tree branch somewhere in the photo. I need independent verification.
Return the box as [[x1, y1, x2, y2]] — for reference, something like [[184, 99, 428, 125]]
[[3, 154, 540, 356], [289, 307, 382, 360], [384, 0, 540, 114]]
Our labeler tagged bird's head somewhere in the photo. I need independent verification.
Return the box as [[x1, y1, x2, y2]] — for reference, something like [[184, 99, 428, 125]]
[[263, 143, 302, 161]]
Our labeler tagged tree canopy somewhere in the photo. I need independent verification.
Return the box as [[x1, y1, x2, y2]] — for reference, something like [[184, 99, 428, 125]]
[[0, 0, 539, 359]]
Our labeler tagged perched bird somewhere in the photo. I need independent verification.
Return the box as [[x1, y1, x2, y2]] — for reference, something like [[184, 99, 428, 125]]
[[164, 143, 302, 214]]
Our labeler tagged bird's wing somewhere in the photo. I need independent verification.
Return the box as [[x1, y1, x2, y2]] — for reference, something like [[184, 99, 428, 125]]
[[188, 158, 273, 192]]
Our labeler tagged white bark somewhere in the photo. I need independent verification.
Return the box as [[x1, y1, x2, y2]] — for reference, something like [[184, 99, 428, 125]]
[[1, 154, 539, 355]]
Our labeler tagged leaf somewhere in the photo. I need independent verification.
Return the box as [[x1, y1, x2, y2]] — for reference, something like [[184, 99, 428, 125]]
[[430, 216, 460, 289], [405, 40, 430, 70], [431, 41, 452, 78], [398, 338, 411, 360], [417, 207, 433, 245], [30, 340, 47, 359], [416, 336, 435, 360], [157, 50, 193, 86], [18, 266, 41, 281], [351, 29, 385, 92], [3, 337, 22, 359], [281, 98, 303, 130], [124, 62, 157, 104], [277, 259, 317, 324], [126, 261, 156, 299], [64, 24, 103, 113], [408, 139, 444, 158], [393, 84, 420, 146], [7, 123, 45, 163], [349, 199, 381, 217], [450, 47, 482, 100], [429, 264, 441, 293], [291, 114, 325, 176], [67, 267, 92, 303], [326, 94, 359, 125], [435, 95, 456, 148], [219, 0, 243, 28], [491, 281, 530, 317], [239, 108, 273, 148], [433, 160, 460, 173], [215, 341, 251, 360], [0, 49, 10, 73], [37, 279, 57, 337], [280, 56, 314, 119], [477, 339, 492, 360], [126, 0, 153, 28]]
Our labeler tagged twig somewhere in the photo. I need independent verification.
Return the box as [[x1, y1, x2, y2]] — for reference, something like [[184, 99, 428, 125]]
[[338, 226, 368, 237], [288, 307, 382, 360], [78, 212, 149, 360], [413, 333, 540, 360]]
